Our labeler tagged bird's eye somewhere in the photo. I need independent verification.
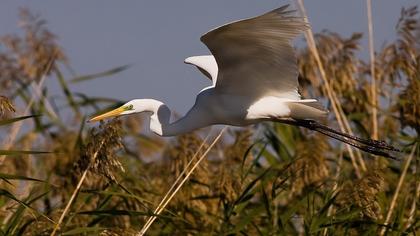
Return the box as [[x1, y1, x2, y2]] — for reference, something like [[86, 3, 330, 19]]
[[126, 104, 134, 110]]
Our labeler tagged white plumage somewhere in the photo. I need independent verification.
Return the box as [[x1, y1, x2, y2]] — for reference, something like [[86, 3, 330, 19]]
[[89, 5, 399, 158], [89, 5, 327, 136]]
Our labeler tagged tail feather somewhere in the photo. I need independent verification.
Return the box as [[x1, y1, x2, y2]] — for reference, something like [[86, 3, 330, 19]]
[[287, 99, 328, 121]]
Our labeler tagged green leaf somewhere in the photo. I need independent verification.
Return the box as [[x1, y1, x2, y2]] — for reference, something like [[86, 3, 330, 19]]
[[0, 150, 50, 155], [2, 189, 28, 235], [0, 115, 40, 126], [83, 190, 153, 205], [55, 68, 80, 115], [2, 189, 53, 235], [241, 142, 267, 180], [62, 227, 106, 235], [70, 65, 131, 83], [78, 210, 150, 217], [235, 167, 271, 205], [73, 93, 122, 109], [230, 205, 266, 234], [261, 186, 272, 222], [77, 209, 182, 222], [0, 173, 46, 183]]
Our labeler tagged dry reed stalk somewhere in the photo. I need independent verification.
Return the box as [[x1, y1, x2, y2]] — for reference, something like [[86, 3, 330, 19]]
[[295, 0, 365, 177], [0, 55, 55, 165], [379, 144, 417, 236], [30, 80, 58, 120], [405, 180, 420, 230], [331, 92, 367, 171], [366, 0, 378, 140], [0, 54, 56, 224], [138, 127, 227, 236], [141, 132, 211, 231], [50, 139, 106, 236]]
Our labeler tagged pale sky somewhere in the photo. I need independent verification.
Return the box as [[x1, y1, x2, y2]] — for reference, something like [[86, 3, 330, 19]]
[[0, 0, 418, 115]]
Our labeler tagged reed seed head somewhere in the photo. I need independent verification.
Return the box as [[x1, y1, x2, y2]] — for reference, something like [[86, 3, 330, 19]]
[[288, 135, 330, 196], [76, 118, 124, 182], [336, 169, 385, 220], [0, 96, 15, 117]]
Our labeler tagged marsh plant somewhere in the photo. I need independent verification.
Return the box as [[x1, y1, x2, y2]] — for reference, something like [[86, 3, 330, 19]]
[[0, 5, 419, 236]]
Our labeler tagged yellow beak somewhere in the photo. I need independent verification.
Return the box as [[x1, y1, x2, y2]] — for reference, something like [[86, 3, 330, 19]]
[[88, 106, 126, 123]]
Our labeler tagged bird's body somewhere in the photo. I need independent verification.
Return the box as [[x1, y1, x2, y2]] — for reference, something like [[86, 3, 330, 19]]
[[124, 85, 326, 136], [89, 5, 399, 158], [184, 54, 327, 128]]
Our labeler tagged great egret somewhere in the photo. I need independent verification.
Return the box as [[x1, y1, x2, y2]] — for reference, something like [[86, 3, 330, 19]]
[[89, 5, 398, 158]]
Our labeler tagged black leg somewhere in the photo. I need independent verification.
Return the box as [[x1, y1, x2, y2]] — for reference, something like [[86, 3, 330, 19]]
[[276, 118, 400, 160], [312, 125, 398, 160], [300, 120, 400, 152]]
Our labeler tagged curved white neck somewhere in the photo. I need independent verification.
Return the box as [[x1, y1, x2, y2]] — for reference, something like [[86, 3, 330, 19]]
[[133, 99, 206, 136]]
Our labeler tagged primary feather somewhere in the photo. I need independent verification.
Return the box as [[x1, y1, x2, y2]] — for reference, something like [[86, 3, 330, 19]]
[[201, 5, 308, 100]]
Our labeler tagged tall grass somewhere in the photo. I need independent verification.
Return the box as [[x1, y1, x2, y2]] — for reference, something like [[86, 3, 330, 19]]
[[0, 5, 418, 235]]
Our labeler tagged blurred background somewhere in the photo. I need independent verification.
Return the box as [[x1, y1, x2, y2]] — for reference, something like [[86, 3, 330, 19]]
[[0, 1, 419, 235], [0, 0, 417, 114]]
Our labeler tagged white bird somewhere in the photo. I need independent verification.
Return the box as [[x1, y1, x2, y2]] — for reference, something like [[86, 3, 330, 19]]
[[89, 5, 398, 158]]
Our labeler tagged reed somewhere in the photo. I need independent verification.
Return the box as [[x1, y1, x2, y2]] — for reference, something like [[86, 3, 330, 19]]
[[0, 5, 418, 235]]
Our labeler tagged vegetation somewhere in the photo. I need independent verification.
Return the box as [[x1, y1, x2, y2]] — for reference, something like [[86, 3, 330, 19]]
[[0, 5, 418, 236]]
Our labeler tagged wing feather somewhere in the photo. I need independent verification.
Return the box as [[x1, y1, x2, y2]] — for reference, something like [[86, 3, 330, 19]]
[[184, 55, 218, 86], [200, 5, 308, 99]]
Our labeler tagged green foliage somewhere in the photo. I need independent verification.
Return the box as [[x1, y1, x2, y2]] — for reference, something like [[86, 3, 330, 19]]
[[0, 6, 418, 236]]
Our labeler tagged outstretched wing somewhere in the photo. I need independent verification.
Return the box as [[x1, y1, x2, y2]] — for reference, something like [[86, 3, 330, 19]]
[[184, 55, 218, 87], [200, 5, 308, 99]]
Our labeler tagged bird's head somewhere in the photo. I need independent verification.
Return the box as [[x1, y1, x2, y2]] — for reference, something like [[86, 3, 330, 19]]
[[88, 100, 140, 122]]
